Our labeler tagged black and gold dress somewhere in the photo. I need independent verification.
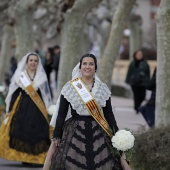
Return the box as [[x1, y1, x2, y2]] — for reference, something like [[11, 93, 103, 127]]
[[0, 87, 51, 164]]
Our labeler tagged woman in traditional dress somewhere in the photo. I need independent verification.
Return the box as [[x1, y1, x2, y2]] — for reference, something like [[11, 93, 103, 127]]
[[0, 52, 53, 166], [43, 54, 123, 170]]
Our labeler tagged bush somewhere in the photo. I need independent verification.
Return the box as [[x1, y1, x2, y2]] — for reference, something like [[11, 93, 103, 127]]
[[131, 126, 170, 170]]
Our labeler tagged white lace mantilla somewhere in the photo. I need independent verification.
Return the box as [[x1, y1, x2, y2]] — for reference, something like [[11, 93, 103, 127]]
[[58, 79, 110, 120]]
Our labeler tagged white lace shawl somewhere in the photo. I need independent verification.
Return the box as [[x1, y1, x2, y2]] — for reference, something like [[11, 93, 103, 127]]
[[5, 52, 53, 112], [50, 67, 111, 127]]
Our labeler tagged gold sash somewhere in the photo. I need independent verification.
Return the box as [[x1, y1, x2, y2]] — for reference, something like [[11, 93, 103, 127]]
[[20, 72, 49, 123], [25, 85, 49, 123], [70, 78, 113, 137]]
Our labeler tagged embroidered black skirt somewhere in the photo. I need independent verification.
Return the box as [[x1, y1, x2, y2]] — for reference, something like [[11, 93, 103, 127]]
[[9, 88, 50, 155], [50, 116, 123, 170]]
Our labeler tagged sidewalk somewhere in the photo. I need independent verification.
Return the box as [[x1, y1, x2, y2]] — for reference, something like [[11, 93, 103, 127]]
[[111, 96, 149, 133]]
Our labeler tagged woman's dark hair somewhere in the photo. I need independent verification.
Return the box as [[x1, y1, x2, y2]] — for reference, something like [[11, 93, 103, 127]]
[[79, 53, 97, 71], [48, 47, 54, 57], [133, 49, 143, 60], [26, 53, 39, 63]]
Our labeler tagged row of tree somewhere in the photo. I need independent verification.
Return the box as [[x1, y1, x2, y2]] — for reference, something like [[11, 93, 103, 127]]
[[0, 0, 169, 127], [0, 0, 136, 89]]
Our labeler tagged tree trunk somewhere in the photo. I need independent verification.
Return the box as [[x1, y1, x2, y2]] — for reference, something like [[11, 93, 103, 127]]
[[99, 0, 136, 88], [14, 0, 36, 60], [155, 0, 170, 127], [129, 16, 142, 60], [57, 0, 101, 93], [0, 24, 13, 82]]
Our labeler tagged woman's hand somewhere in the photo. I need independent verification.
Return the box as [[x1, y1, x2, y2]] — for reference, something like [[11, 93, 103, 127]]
[[52, 138, 61, 147]]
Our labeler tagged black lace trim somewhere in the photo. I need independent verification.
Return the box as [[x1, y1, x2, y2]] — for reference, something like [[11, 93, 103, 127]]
[[95, 143, 107, 155], [93, 133, 102, 142], [76, 124, 86, 135], [50, 117, 123, 170], [73, 132, 86, 143], [69, 143, 86, 157], [84, 120, 96, 169], [76, 123, 100, 135], [92, 124, 100, 132], [66, 156, 86, 169], [95, 154, 113, 168], [9, 137, 50, 155]]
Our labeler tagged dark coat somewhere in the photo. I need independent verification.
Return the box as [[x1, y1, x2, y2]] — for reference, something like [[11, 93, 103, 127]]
[[147, 68, 156, 106], [44, 61, 52, 83], [52, 53, 60, 80], [125, 59, 150, 87]]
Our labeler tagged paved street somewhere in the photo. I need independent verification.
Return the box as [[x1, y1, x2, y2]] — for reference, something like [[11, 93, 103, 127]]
[[0, 158, 43, 170], [111, 96, 148, 133], [0, 95, 148, 169]]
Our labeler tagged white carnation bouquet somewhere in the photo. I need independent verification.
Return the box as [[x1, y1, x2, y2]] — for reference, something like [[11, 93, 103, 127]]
[[111, 129, 135, 152], [111, 129, 135, 169]]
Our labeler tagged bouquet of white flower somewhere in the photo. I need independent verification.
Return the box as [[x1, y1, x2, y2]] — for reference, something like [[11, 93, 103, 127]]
[[111, 129, 135, 151], [111, 129, 135, 170]]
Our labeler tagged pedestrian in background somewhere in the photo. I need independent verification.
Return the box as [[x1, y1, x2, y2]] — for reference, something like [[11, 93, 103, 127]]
[[44, 48, 53, 98], [9, 56, 17, 76], [125, 49, 150, 113], [139, 67, 156, 128], [52, 45, 60, 88]]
